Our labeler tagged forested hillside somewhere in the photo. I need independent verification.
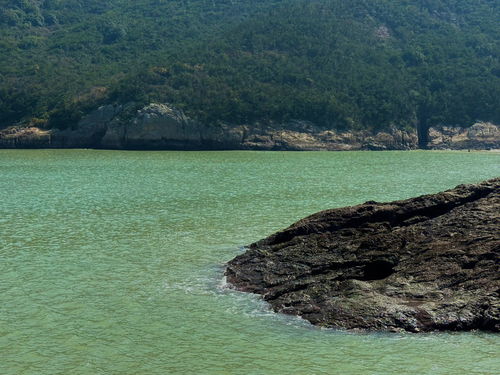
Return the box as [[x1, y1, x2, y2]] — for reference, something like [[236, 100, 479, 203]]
[[1, 0, 499, 135]]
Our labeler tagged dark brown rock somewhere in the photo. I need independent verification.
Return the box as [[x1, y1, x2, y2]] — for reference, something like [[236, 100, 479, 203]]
[[226, 178, 500, 332]]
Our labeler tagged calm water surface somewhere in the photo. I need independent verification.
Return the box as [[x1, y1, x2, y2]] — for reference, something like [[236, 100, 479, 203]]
[[0, 150, 499, 374]]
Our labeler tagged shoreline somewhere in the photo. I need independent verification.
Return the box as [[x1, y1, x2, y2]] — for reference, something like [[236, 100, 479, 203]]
[[0, 146, 499, 152], [1, 104, 498, 152]]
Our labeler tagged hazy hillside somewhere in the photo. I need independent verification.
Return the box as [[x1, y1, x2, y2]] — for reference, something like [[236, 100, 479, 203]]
[[1, 0, 499, 135]]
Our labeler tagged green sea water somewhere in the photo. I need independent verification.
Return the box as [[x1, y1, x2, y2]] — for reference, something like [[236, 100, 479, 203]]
[[0, 150, 499, 375]]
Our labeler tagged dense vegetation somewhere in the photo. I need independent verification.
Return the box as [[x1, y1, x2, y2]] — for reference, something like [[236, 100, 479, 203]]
[[0, 0, 499, 134]]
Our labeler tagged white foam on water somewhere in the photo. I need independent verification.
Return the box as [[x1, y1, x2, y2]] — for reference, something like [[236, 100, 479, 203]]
[[211, 263, 317, 330]]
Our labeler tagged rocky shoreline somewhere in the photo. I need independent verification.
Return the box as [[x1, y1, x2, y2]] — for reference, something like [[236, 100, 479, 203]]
[[226, 178, 500, 332], [1, 103, 498, 150]]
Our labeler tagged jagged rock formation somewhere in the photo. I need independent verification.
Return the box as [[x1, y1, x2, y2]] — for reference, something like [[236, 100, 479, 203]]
[[0, 103, 498, 150], [428, 123, 500, 150], [0, 126, 52, 148], [99, 103, 246, 150], [226, 178, 500, 332], [0, 103, 418, 150]]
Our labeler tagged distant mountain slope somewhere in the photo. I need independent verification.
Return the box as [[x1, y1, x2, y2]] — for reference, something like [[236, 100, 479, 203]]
[[0, 0, 499, 141], [0, 0, 282, 124]]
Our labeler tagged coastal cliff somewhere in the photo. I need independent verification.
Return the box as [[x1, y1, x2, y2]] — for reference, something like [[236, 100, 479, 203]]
[[226, 178, 500, 332], [0, 103, 498, 150], [428, 123, 500, 150]]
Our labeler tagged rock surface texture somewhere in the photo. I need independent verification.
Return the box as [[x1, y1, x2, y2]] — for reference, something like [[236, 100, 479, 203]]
[[428, 122, 500, 150], [226, 178, 500, 332], [1, 103, 498, 150]]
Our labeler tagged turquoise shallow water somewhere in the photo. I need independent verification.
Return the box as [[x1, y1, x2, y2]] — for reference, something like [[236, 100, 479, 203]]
[[0, 149, 499, 374]]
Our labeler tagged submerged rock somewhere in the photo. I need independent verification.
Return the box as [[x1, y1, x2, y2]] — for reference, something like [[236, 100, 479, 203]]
[[226, 178, 500, 332]]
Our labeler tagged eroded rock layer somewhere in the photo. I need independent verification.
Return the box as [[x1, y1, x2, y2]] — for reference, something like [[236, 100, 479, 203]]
[[1, 102, 498, 150], [226, 178, 500, 332]]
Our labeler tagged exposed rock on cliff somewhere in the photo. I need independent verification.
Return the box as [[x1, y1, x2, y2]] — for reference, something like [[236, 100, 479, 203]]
[[428, 122, 500, 150], [1, 103, 498, 150], [100, 103, 246, 150], [70, 103, 418, 150], [0, 103, 419, 150], [0, 126, 51, 148], [226, 178, 500, 332]]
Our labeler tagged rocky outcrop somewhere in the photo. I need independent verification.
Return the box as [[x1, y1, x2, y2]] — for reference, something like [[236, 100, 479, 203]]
[[428, 122, 500, 150], [99, 103, 246, 150], [226, 178, 500, 332], [0, 103, 418, 150], [240, 122, 417, 151], [1, 103, 498, 150], [0, 126, 52, 148]]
